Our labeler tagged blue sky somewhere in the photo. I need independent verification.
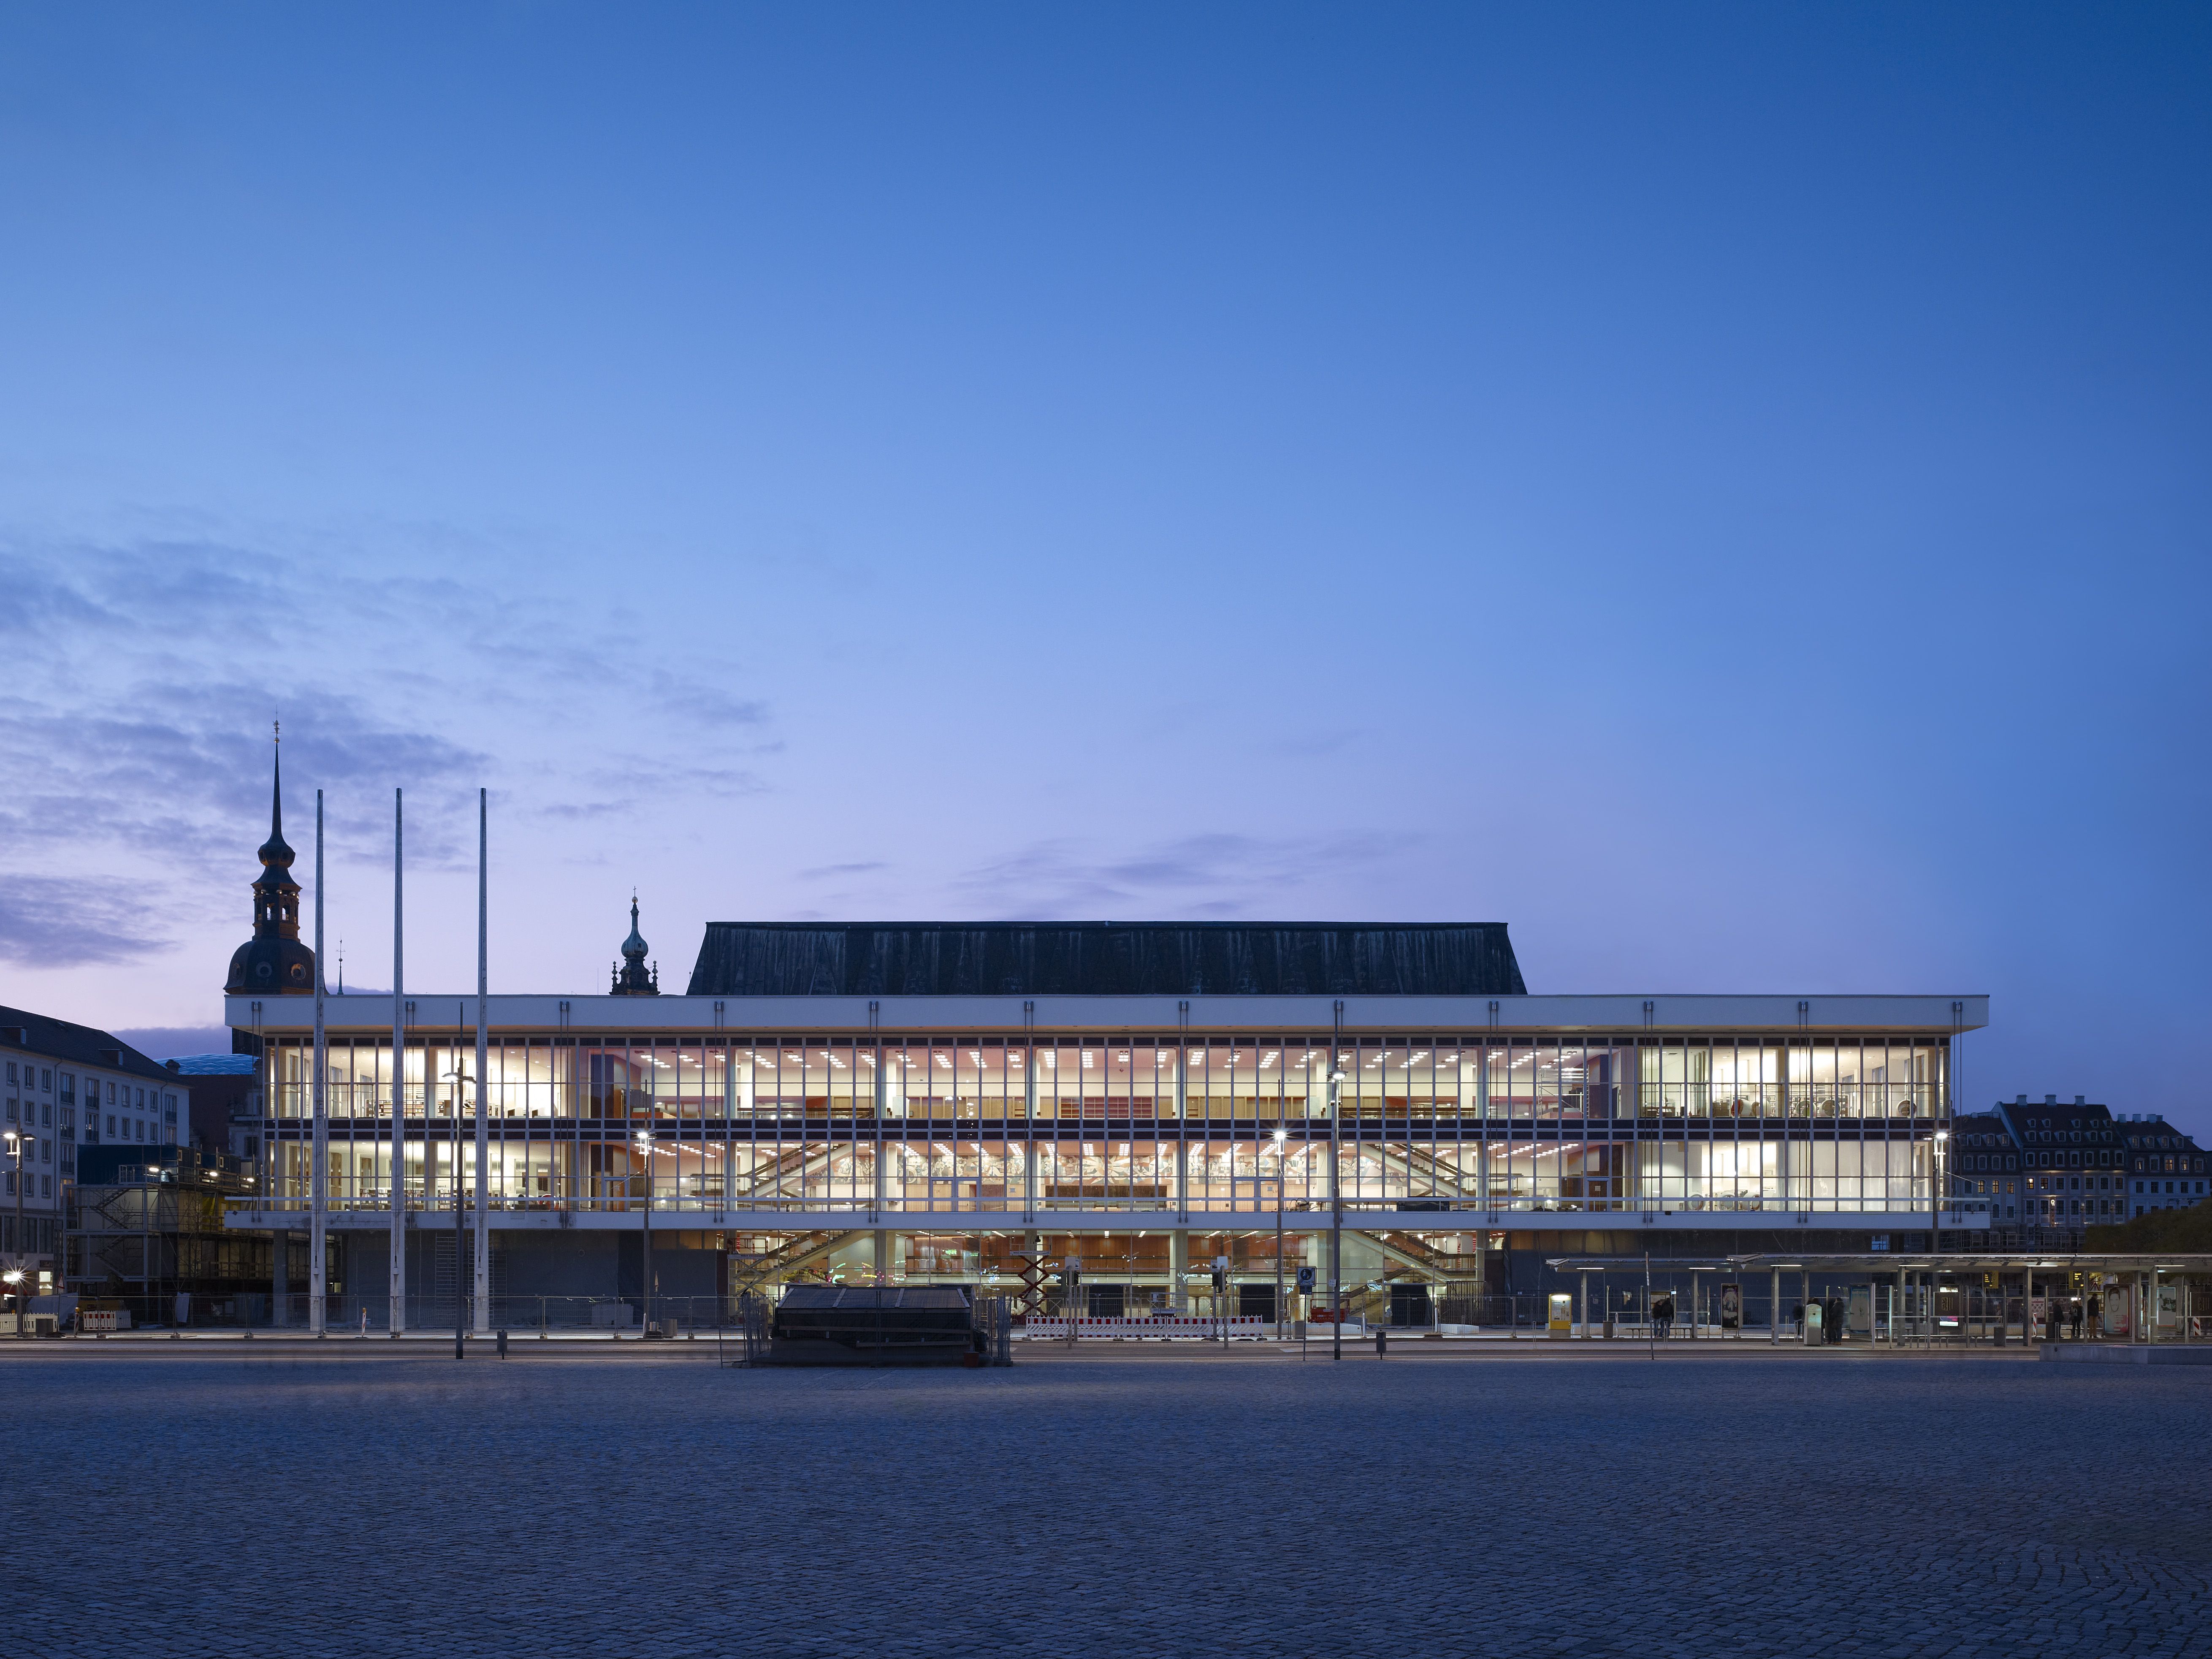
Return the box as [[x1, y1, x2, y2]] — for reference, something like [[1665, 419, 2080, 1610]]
[[2, 6, 2206, 1133]]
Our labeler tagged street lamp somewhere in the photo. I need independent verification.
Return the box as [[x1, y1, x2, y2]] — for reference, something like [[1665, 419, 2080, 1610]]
[[442, 1061, 473, 1358], [1271, 1128, 1288, 1340], [1932, 1128, 1949, 1255], [1327, 1069, 1346, 1362], [636, 1129, 658, 1336], [5, 1129, 28, 1340]]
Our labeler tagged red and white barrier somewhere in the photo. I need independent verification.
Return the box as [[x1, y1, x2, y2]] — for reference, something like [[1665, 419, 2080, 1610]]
[[1020, 1315, 1274, 1339]]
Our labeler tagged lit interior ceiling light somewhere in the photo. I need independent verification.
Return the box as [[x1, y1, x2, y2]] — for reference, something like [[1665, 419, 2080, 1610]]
[[934, 1054, 953, 1069]]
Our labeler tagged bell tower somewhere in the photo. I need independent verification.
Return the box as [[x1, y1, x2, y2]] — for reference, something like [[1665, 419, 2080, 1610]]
[[610, 894, 660, 996], [224, 725, 317, 995]]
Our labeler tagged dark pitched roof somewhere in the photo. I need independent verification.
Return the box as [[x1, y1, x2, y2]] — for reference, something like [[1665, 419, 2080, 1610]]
[[0, 1006, 176, 1084], [686, 922, 1528, 998]]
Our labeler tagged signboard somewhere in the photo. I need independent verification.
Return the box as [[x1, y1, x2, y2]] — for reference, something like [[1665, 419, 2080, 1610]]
[[1870, 1236, 1889, 1252], [1717, 1283, 1742, 1330]]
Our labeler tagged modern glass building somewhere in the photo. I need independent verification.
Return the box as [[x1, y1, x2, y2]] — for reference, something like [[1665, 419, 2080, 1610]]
[[222, 914, 1988, 1327], [213, 755, 1990, 1327]]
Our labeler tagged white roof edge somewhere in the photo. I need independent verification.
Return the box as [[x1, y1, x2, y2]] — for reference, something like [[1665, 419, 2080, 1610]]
[[226, 992, 1990, 1034]]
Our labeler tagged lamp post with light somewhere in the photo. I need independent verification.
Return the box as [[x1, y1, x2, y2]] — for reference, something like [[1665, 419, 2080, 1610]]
[[1271, 1127, 1288, 1340], [1328, 1068, 1346, 1361], [442, 1055, 471, 1360], [5, 1128, 28, 1339], [1930, 1127, 1949, 1348], [637, 1129, 658, 1336]]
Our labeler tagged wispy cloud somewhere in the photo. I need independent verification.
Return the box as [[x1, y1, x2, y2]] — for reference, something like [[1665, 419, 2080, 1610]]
[[0, 530, 782, 862], [0, 879, 176, 967], [952, 831, 1426, 916]]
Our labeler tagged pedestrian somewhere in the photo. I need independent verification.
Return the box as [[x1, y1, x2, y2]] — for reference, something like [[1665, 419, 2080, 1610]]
[[1653, 1294, 1673, 1341], [1790, 1300, 1803, 1336], [1375, 1327, 1388, 1358]]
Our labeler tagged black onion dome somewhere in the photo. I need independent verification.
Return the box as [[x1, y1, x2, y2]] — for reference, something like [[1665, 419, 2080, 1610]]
[[223, 735, 315, 995]]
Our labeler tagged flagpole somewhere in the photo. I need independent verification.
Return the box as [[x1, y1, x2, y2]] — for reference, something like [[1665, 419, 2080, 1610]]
[[388, 789, 406, 1335], [309, 790, 327, 1335], [473, 788, 490, 1334]]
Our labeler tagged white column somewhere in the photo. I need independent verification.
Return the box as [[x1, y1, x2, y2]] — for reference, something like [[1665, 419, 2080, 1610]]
[[388, 788, 406, 1335], [472, 787, 490, 1334]]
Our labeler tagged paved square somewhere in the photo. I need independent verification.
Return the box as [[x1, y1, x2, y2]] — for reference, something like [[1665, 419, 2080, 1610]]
[[10, 1345, 2207, 1657]]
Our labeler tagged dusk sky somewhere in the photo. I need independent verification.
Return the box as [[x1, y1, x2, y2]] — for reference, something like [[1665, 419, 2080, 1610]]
[[2, 8, 2205, 1135]]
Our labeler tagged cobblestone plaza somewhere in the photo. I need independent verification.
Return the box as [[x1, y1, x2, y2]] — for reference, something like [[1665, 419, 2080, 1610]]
[[13, 1345, 2207, 1658]]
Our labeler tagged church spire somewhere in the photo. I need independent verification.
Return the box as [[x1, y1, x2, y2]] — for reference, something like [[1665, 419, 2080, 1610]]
[[259, 721, 294, 871], [610, 892, 660, 995], [224, 724, 315, 994]]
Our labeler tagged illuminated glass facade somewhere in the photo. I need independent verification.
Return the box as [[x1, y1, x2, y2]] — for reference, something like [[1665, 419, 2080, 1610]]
[[253, 1022, 1950, 1220]]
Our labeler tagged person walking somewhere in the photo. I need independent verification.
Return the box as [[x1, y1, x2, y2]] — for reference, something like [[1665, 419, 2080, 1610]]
[[1374, 1327, 1388, 1358], [1653, 1293, 1673, 1341]]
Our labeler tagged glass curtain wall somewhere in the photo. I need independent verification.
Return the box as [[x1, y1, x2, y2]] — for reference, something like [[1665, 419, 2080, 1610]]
[[263, 1032, 1947, 1217]]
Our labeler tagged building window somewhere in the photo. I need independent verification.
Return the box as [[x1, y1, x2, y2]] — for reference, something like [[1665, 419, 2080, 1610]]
[[106, 1116, 116, 1138]]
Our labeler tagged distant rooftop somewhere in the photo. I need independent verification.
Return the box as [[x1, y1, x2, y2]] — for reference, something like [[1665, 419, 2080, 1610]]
[[163, 1053, 260, 1076], [687, 922, 1529, 998], [0, 1005, 173, 1081]]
